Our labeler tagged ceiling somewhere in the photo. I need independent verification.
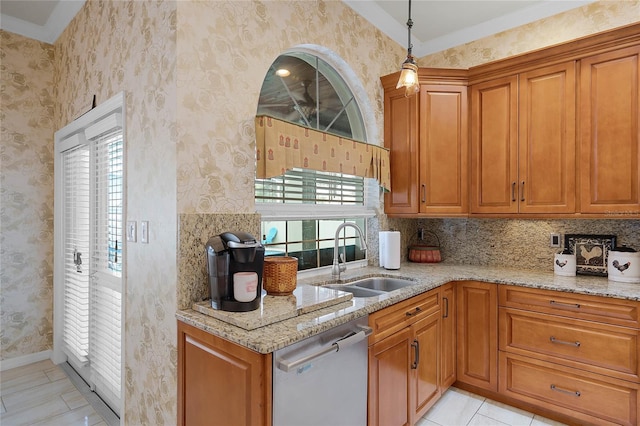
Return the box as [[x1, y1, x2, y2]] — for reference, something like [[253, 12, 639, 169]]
[[1, 0, 594, 52]]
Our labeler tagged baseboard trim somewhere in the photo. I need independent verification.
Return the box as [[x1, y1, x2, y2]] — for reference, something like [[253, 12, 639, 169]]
[[0, 350, 52, 371]]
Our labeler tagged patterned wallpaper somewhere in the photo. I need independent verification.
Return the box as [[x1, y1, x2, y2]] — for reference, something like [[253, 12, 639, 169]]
[[419, 0, 640, 69], [2, 0, 638, 425], [55, 1, 177, 424], [0, 31, 55, 361]]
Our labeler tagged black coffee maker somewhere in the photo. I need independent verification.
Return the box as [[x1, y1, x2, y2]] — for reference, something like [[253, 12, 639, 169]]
[[206, 231, 265, 312]]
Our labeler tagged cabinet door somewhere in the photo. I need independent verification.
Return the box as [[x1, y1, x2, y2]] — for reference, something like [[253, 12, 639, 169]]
[[440, 283, 456, 389], [369, 327, 412, 426], [580, 46, 640, 214], [456, 281, 498, 391], [519, 62, 576, 214], [419, 85, 468, 215], [178, 321, 271, 426], [470, 76, 519, 214], [412, 310, 441, 421], [384, 86, 420, 214]]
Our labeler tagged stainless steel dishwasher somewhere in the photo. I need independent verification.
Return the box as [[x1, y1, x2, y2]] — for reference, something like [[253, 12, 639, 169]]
[[273, 316, 371, 425]]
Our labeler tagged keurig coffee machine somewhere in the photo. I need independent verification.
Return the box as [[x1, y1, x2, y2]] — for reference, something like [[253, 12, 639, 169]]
[[205, 231, 265, 312]]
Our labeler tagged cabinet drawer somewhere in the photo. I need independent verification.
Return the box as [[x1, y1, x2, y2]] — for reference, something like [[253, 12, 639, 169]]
[[500, 308, 639, 381], [499, 286, 640, 328], [500, 352, 639, 426], [369, 290, 439, 344]]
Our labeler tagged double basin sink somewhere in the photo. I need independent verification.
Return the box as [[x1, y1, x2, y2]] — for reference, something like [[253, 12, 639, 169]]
[[322, 276, 417, 298]]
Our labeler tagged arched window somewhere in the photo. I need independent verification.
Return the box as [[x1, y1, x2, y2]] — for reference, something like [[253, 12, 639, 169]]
[[255, 47, 376, 273]]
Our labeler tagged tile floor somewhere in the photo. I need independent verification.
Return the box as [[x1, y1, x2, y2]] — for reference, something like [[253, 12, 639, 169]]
[[0, 360, 117, 426], [3, 361, 567, 426], [419, 387, 568, 426]]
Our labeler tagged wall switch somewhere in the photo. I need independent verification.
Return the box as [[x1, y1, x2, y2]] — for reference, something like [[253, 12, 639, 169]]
[[141, 221, 149, 244], [550, 233, 561, 248], [127, 221, 137, 242]]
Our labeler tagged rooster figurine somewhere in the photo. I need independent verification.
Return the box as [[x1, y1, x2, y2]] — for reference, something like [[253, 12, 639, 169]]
[[555, 259, 568, 268], [579, 245, 603, 265], [612, 260, 631, 273]]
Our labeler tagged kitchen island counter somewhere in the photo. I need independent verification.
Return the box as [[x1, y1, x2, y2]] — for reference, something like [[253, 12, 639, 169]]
[[176, 263, 640, 354]]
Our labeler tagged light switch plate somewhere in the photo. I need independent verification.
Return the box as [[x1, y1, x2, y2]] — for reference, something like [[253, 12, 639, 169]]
[[127, 221, 137, 242], [550, 233, 561, 248], [141, 221, 149, 244]]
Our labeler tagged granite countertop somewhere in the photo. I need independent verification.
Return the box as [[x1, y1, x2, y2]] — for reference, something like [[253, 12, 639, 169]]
[[175, 263, 640, 354]]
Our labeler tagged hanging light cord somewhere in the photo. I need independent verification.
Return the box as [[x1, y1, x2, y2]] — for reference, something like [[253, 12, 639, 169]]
[[406, 0, 413, 57]]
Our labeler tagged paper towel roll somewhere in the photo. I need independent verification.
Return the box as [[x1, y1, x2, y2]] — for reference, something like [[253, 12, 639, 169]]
[[382, 231, 401, 270], [379, 231, 388, 268]]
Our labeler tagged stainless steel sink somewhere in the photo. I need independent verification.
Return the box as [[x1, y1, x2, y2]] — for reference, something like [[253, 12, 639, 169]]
[[323, 277, 417, 298]]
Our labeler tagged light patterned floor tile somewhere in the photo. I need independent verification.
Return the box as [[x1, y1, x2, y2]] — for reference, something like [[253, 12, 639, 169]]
[[0, 360, 55, 382], [45, 365, 68, 382], [531, 414, 568, 426], [477, 399, 534, 425], [0, 398, 5, 414], [423, 387, 485, 426], [2, 377, 76, 411], [31, 403, 105, 426], [468, 413, 513, 426], [0, 397, 70, 426], [0, 370, 51, 397], [61, 388, 90, 410]]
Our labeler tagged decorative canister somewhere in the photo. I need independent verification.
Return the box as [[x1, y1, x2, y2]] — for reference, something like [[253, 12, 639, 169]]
[[608, 247, 640, 283], [554, 251, 577, 277], [263, 256, 298, 295], [408, 230, 442, 263]]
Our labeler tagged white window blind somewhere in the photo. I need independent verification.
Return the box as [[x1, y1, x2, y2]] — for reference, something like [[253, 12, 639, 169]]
[[62, 144, 90, 365], [54, 93, 124, 417], [89, 129, 123, 410]]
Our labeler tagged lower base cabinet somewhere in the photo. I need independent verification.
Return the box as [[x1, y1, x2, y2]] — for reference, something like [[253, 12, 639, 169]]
[[177, 321, 272, 426], [368, 288, 443, 426]]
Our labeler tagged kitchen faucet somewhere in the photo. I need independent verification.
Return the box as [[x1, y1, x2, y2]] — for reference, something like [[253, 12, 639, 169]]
[[332, 222, 368, 280]]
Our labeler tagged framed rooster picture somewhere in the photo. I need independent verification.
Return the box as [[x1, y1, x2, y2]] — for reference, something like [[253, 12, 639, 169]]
[[564, 234, 617, 276]]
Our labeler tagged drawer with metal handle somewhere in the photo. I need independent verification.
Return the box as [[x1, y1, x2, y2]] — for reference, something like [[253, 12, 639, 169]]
[[500, 352, 639, 426], [499, 308, 639, 381]]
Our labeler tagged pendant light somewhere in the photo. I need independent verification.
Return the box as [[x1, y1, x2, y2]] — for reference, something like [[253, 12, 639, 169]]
[[396, 0, 420, 97]]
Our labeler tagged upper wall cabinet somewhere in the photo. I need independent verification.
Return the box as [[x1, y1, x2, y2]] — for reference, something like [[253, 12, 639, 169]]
[[381, 70, 468, 217], [470, 62, 577, 215], [579, 46, 640, 215]]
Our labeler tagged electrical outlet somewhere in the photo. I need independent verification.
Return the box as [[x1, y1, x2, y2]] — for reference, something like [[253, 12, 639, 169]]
[[550, 233, 561, 248], [141, 221, 149, 244], [126, 221, 137, 242]]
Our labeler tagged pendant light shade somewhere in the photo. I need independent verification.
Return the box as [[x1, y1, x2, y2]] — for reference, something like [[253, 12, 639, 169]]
[[396, 0, 420, 97]]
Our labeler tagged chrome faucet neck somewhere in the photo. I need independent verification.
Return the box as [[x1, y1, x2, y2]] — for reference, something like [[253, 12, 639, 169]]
[[332, 222, 368, 279]]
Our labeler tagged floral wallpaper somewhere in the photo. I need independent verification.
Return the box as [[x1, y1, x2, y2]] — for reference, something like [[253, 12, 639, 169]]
[[55, 1, 177, 424], [2, 0, 639, 425], [419, 0, 640, 68], [0, 31, 55, 361], [176, 0, 404, 214]]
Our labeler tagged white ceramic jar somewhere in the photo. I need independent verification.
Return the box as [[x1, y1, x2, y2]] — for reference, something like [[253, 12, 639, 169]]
[[608, 250, 640, 283], [554, 253, 577, 276]]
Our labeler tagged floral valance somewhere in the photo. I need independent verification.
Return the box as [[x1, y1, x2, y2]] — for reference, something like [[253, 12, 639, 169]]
[[255, 115, 390, 191]]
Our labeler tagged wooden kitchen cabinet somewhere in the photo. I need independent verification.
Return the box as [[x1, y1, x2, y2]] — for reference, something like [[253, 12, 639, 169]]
[[498, 285, 640, 425], [178, 321, 272, 426], [470, 62, 576, 215], [579, 45, 640, 215], [368, 288, 443, 425], [440, 282, 456, 389], [381, 71, 468, 216], [456, 281, 498, 391]]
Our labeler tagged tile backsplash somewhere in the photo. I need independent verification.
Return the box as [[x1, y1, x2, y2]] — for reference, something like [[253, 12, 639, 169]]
[[384, 218, 640, 271]]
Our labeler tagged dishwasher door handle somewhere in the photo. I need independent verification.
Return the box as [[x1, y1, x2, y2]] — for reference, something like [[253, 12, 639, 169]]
[[277, 325, 373, 373]]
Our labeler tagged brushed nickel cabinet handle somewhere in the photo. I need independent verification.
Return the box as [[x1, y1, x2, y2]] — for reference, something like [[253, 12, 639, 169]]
[[550, 384, 581, 397], [550, 300, 581, 309], [520, 181, 525, 202], [550, 336, 581, 347], [511, 182, 516, 202], [421, 184, 426, 203], [411, 339, 419, 369]]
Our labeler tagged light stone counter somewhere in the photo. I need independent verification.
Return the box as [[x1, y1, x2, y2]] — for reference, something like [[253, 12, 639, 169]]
[[176, 263, 640, 354]]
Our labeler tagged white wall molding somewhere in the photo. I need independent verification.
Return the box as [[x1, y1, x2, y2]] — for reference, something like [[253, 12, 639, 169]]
[[0, 350, 52, 371]]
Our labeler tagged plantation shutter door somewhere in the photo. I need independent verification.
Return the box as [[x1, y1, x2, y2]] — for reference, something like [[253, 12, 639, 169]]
[[61, 141, 91, 367], [87, 119, 123, 412]]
